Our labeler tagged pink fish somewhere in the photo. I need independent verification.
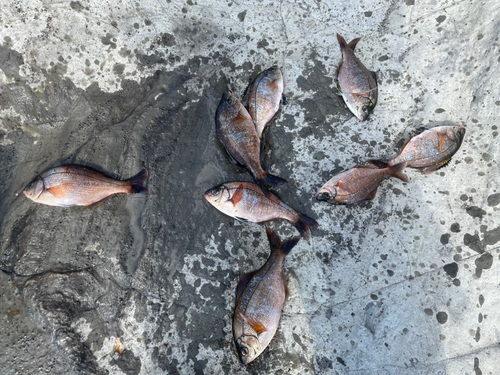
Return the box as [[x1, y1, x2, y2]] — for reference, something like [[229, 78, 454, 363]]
[[24, 165, 152, 207]]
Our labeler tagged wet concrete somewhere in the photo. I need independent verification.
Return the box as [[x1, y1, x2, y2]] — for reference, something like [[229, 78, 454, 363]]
[[1, 0, 500, 374]]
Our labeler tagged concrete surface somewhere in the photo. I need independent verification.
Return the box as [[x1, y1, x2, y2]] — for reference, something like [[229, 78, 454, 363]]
[[1, 0, 499, 374]]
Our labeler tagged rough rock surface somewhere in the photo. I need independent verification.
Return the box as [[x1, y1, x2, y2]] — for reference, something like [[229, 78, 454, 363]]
[[1, 1, 499, 374]]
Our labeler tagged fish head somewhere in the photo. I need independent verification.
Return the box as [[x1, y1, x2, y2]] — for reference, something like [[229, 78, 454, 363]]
[[217, 91, 242, 124], [450, 126, 466, 144], [265, 65, 282, 81], [23, 177, 45, 201], [315, 187, 337, 203], [236, 334, 261, 365], [204, 184, 230, 206], [348, 93, 376, 121]]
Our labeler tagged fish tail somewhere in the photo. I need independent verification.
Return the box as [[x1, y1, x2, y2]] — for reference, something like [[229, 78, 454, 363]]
[[262, 173, 288, 188], [293, 214, 320, 240], [336, 33, 347, 49], [255, 178, 271, 196], [389, 162, 410, 183], [266, 227, 300, 256], [127, 168, 153, 196], [348, 37, 361, 50], [336, 34, 361, 51]]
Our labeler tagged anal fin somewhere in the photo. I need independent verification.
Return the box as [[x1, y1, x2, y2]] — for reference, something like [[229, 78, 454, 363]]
[[363, 187, 378, 201], [224, 148, 240, 166]]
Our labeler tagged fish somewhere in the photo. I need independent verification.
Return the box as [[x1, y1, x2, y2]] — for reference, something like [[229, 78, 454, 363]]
[[204, 182, 319, 240], [315, 162, 409, 204], [336, 34, 378, 121], [241, 65, 285, 139], [216, 92, 287, 194], [369, 126, 466, 174], [233, 228, 299, 365], [23, 165, 152, 207]]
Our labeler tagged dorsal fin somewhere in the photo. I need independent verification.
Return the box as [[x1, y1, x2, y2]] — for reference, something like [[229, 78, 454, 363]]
[[229, 184, 245, 206], [238, 311, 267, 335], [437, 158, 451, 170], [236, 270, 258, 300]]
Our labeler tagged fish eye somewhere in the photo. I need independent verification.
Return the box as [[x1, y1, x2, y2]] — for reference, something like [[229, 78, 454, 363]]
[[362, 106, 369, 112], [240, 347, 249, 356]]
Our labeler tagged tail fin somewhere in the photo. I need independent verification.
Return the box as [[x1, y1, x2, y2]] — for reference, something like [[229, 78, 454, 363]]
[[127, 168, 153, 196], [293, 213, 320, 240], [348, 37, 361, 50], [266, 227, 300, 256], [389, 162, 409, 183], [263, 173, 288, 187], [337, 33, 347, 49], [336, 34, 360, 51]]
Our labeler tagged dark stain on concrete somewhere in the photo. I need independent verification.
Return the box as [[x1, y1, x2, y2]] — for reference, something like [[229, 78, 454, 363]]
[[440, 233, 450, 245], [436, 311, 448, 324], [0, 42, 23, 79], [443, 262, 458, 278], [466, 206, 486, 219], [475, 252, 493, 278], [487, 193, 500, 206], [111, 349, 142, 375]]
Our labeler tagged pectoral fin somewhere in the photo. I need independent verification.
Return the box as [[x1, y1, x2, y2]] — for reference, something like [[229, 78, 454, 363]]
[[235, 113, 247, 122], [229, 184, 245, 206], [437, 132, 446, 152], [238, 312, 267, 335], [47, 185, 69, 198]]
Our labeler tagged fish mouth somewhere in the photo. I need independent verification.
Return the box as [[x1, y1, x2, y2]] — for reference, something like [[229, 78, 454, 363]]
[[316, 191, 332, 202], [358, 112, 369, 122]]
